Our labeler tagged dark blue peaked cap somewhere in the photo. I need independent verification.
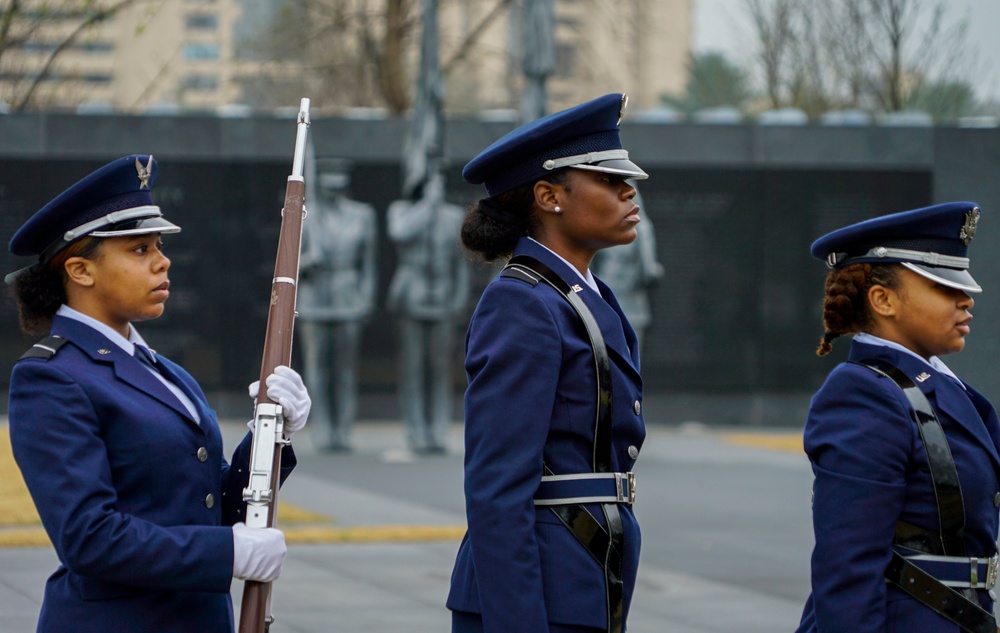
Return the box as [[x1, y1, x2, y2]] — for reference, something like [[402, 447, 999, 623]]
[[463, 93, 648, 198], [6, 154, 180, 284], [811, 201, 983, 293]]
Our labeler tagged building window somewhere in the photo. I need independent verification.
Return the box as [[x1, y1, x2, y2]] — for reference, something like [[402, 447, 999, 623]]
[[183, 74, 219, 91], [186, 13, 218, 30], [81, 73, 112, 84], [78, 41, 114, 53], [16, 40, 113, 53], [183, 42, 220, 60]]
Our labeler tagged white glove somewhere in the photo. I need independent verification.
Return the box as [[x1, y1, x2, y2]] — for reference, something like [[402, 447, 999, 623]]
[[248, 365, 311, 437], [232, 522, 287, 582]]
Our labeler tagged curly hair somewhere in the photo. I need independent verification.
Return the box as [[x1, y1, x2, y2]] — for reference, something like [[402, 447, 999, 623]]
[[460, 169, 571, 264], [9, 236, 104, 337], [817, 262, 901, 356]]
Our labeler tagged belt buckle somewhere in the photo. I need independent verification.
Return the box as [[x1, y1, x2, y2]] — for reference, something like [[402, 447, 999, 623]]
[[615, 472, 636, 504], [987, 555, 998, 590]]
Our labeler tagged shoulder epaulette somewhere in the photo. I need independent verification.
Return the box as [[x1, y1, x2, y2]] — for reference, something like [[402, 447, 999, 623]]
[[500, 265, 540, 286], [19, 336, 68, 361]]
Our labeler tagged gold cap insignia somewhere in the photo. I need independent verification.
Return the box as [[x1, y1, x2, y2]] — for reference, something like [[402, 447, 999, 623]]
[[135, 155, 153, 189], [959, 207, 980, 245]]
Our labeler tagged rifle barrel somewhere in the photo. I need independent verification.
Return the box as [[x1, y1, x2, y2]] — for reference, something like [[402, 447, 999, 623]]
[[237, 97, 311, 633]]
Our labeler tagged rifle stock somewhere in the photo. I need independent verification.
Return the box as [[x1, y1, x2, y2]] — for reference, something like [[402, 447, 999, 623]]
[[238, 97, 311, 633]]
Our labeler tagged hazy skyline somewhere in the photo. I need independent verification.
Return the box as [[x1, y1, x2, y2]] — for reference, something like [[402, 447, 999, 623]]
[[693, 0, 1000, 104]]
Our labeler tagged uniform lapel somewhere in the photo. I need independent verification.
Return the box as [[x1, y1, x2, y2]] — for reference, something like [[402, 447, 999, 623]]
[[595, 276, 641, 373], [851, 341, 1000, 472], [515, 239, 640, 380], [52, 316, 203, 429]]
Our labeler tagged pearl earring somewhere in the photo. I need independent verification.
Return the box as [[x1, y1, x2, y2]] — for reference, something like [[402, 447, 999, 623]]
[[554, 206, 562, 213]]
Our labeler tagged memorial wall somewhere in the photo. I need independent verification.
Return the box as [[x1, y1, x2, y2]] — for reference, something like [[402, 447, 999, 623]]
[[1, 115, 998, 420]]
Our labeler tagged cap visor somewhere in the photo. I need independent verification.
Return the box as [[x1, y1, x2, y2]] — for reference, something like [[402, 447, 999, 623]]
[[90, 216, 181, 237], [902, 262, 982, 294], [572, 159, 648, 180]]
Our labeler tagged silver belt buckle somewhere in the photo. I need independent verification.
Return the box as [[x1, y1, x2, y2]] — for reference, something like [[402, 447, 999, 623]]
[[615, 472, 636, 504], [987, 555, 998, 590]]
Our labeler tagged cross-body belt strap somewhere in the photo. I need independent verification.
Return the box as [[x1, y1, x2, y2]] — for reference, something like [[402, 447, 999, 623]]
[[503, 256, 624, 633], [854, 360, 995, 633]]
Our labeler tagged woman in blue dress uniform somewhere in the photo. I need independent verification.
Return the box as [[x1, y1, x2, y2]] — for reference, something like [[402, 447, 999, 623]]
[[6, 155, 311, 633], [446, 94, 647, 633], [797, 202, 1000, 633]]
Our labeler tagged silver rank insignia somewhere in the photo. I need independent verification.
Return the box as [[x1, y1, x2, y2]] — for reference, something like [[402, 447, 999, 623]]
[[135, 155, 153, 189], [960, 207, 980, 245], [98, 348, 111, 355]]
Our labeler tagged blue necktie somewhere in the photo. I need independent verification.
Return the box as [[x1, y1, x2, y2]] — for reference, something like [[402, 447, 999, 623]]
[[134, 345, 160, 373]]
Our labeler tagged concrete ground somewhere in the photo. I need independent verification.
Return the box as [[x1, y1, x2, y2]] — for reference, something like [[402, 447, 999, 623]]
[[1, 420, 812, 632]]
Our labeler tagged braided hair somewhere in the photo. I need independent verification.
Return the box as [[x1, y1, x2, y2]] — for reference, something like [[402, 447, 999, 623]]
[[817, 262, 901, 356]]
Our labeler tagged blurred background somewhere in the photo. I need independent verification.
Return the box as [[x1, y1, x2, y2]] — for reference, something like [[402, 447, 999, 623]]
[[1, 0, 999, 425]]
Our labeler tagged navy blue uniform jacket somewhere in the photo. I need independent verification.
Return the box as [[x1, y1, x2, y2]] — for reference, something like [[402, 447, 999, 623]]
[[797, 340, 1000, 633], [447, 238, 646, 632], [8, 315, 296, 633]]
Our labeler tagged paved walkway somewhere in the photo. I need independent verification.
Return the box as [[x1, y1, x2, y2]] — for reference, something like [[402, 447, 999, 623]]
[[0, 421, 807, 632]]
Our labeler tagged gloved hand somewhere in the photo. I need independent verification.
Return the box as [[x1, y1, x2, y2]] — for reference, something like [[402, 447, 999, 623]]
[[232, 522, 286, 582], [248, 365, 311, 437]]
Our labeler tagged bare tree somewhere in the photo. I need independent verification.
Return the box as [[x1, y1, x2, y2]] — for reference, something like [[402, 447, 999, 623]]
[[238, 0, 516, 115], [746, 0, 799, 110], [742, 0, 977, 119], [0, 0, 148, 111]]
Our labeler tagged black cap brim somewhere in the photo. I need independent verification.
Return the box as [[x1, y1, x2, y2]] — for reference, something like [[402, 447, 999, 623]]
[[572, 158, 648, 180], [89, 216, 181, 237], [902, 262, 981, 293]]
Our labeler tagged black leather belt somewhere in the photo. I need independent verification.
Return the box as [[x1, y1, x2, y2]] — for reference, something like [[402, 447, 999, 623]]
[[504, 256, 624, 633], [886, 553, 997, 633], [856, 361, 997, 633]]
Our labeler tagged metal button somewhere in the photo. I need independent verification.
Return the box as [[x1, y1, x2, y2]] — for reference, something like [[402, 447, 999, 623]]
[[205, 493, 215, 509], [196, 447, 208, 462], [994, 492, 1000, 507], [633, 400, 641, 415], [628, 445, 639, 459]]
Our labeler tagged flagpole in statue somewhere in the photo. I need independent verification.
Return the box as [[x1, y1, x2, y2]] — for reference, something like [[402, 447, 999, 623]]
[[519, 0, 556, 123], [402, 0, 443, 197], [387, 0, 469, 454]]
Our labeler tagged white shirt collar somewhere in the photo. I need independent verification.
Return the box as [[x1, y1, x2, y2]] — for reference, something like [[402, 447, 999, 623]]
[[56, 305, 151, 355], [854, 331, 963, 385], [528, 237, 600, 293]]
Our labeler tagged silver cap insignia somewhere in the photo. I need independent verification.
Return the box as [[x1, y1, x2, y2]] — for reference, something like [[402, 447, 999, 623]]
[[135, 155, 153, 189], [959, 207, 980, 245]]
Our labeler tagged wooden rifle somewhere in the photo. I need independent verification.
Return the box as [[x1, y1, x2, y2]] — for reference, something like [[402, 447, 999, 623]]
[[237, 97, 311, 633]]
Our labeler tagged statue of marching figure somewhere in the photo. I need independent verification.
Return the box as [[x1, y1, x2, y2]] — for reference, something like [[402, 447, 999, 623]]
[[297, 158, 377, 451], [387, 172, 469, 454]]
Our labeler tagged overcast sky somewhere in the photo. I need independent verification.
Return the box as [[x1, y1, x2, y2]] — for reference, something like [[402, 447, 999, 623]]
[[693, 0, 1000, 103]]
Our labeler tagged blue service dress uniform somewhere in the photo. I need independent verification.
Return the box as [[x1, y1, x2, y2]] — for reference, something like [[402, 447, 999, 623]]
[[796, 339, 1000, 633], [8, 315, 296, 633], [447, 237, 646, 632]]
